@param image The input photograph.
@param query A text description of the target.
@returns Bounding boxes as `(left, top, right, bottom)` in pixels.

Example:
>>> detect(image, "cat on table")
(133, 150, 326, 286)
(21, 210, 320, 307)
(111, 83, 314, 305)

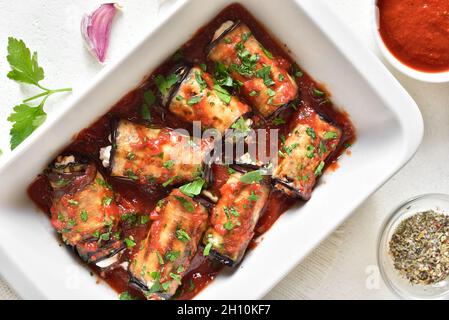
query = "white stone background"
(0, 0, 448, 300)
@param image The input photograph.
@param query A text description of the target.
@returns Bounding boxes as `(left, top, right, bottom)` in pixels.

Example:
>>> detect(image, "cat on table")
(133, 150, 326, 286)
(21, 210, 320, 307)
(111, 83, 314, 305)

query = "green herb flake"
(166, 250, 180, 262)
(272, 117, 285, 126)
(306, 127, 316, 139)
(187, 95, 202, 106)
(170, 273, 182, 285)
(314, 161, 325, 176)
(240, 170, 263, 184)
(174, 196, 195, 213)
(119, 291, 135, 300)
(163, 160, 174, 170)
(213, 84, 232, 104)
(155, 73, 179, 96)
(124, 237, 136, 249)
(248, 191, 259, 202)
(176, 229, 191, 242)
(179, 178, 205, 197)
(323, 131, 339, 140)
(80, 210, 88, 222)
(260, 45, 274, 59)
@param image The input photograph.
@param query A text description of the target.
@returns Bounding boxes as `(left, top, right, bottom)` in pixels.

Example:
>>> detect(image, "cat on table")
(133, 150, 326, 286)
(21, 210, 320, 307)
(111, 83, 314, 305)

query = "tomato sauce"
(378, 0, 449, 73)
(27, 3, 355, 300)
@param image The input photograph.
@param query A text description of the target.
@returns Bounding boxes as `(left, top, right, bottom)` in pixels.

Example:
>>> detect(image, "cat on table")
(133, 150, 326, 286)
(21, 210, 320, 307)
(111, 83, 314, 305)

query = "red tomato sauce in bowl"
(378, 0, 449, 73)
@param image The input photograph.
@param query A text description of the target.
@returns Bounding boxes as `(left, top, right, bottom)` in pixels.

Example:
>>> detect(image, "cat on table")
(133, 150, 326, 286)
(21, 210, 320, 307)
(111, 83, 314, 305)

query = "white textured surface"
(0, 0, 447, 300)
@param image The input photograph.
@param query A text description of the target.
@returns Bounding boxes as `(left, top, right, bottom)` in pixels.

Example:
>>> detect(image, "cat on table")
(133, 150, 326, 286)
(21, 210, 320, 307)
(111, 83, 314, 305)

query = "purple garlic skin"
(81, 3, 120, 63)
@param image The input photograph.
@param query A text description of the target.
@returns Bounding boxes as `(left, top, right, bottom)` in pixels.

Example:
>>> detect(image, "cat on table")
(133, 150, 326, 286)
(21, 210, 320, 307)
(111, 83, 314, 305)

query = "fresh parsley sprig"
(6, 37, 72, 149)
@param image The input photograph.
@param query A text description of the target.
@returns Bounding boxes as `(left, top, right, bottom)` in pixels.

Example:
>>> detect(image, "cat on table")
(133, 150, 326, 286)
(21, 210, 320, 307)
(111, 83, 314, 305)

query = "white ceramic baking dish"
(0, 0, 423, 299)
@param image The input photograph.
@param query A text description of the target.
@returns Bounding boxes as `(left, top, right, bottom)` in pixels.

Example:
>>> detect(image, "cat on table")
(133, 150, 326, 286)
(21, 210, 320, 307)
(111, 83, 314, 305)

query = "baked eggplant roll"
(203, 171, 270, 267)
(208, 21, 298, 118)
(166, 65, 251, 134)
(47, 155, 123, 263)
(272, 106, 342, 200)
(107, 120, 214, 187)
(129, 189, 208, 299)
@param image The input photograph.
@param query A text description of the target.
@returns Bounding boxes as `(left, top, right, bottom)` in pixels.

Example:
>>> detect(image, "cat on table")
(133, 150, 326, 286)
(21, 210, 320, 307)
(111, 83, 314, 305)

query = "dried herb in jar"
(389, 210, 449, 285)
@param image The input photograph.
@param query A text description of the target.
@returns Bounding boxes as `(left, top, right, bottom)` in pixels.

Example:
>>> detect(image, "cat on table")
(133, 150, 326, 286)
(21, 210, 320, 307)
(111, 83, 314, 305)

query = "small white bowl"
(371, 0, 449, 83)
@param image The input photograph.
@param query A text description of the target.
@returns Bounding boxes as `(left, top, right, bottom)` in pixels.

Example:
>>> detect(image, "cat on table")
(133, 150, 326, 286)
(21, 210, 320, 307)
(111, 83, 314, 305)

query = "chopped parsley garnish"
(170, 273, 182, 285)
(124, 237, 136, 248)
(80, 210, 88, 222)
(249, 191, 259, 202)
(314, 161, 325, 176)
(119, 291, 135, 300)
(203, 237, 213, 257)
(199, 63, 207, 72)
(319, 140, 328, 155)
(224, 206, 240, 218)
(291, 63, 304, 78)
(143, 90, 156, 106)
(174, 196, 195, 213)
(155, 73, 179, 96)
(267, 88, 276, 97)
(272, 117, 285, 126)
(223, 220, 234, 231)
(195, 71, 207, 91)
(162, 177, 175, 187)
(231, 117, 251, 135)
(176, 229, 191, 242)
(213, 84, 232, 104)
(306, 145, 315, 158)
(140, 215, 150, 225)
(323, 131, 338, 139)
(187, 95, 202, 106)
(284, 143, 299, 156)
(56, 178, 69, 186)
(68, 199, 79, 206)
(179, 178, 205, 197)
(306, 127, 316, 139)
(96, 178, 112, 189)
(214, 62, 235, 88)
(166, 250, 180, 262)
(240, 170, 263, 184)
(102, 196, 113, 206)
(249, 90, 259, 97)
(256, 65, 275, 86)
(156, 251, 165, 265)
(260, 45, 274, 59)
(279, 74, 285, 81)
(312, 88, 325, 98)
(127, 152, 136, 160)
(163, 160, 174, 170)
(141, 104, 151, 121)
(227, 166, 237, 174)
(125, 169, 139, 181)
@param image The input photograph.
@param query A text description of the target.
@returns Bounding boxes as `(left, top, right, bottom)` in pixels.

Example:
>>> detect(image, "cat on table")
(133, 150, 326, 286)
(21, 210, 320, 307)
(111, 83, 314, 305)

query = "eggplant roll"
(109, 120, 214, 187)
(129, 189, 208, 299)
(167, 65, 251, 134)
(47, 155, 123, 263)
(272, 106, 342, 200)
(203, 172, 269, 266)
(208, 21, 298, 118)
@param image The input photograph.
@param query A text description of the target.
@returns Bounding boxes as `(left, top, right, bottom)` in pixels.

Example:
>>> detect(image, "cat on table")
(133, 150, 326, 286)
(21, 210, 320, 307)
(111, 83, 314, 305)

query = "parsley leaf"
(174, 196, 195, 213)
(176, 229, 191, 242)
(179, 178, 205, 197)
(7, 37, 44, 86)
(155, 73, 179, 96)
(6, 38, 72, 149)
(213, 84, 232, 104)
(240, 170, 264, 184)
(8, 103, 46, 150)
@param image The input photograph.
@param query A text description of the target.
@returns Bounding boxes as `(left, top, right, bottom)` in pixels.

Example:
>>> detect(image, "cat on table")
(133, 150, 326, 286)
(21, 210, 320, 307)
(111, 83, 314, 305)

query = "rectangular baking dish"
(0, 0, 423, 299)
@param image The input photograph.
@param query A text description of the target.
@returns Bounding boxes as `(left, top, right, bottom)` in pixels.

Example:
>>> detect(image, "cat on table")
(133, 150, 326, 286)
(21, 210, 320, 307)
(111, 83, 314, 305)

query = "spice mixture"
(389, 210, 449, 285)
